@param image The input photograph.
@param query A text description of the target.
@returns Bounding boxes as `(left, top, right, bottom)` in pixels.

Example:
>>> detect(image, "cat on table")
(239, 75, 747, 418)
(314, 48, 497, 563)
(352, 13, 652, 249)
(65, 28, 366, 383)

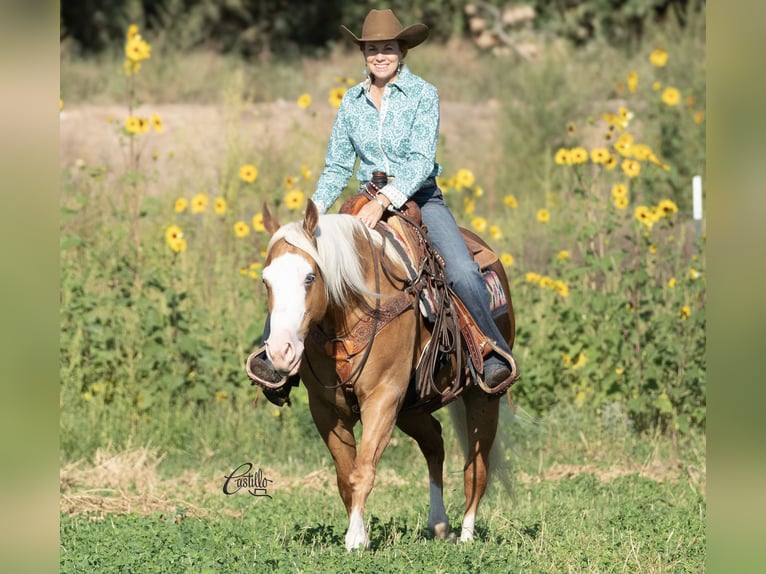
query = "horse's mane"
(266, 214, 405, 307)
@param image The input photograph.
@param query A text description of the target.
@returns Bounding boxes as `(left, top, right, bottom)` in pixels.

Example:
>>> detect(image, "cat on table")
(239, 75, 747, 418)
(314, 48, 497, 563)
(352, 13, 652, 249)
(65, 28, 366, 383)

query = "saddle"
(338, 190, 516, 413)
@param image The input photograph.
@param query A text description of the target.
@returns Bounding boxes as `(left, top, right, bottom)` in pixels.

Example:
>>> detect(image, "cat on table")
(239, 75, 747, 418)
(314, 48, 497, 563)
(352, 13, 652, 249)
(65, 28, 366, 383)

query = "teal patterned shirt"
(311, 65, 442, 213)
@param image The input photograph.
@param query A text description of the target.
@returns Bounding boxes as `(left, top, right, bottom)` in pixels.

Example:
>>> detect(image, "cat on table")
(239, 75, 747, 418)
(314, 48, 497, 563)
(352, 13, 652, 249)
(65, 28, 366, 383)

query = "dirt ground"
(59, 100, 503, 193)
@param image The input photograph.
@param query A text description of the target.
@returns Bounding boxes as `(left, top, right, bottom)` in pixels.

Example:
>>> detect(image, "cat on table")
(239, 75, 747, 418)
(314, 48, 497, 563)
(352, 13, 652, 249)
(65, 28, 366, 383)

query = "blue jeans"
(411, 184, 513, 358)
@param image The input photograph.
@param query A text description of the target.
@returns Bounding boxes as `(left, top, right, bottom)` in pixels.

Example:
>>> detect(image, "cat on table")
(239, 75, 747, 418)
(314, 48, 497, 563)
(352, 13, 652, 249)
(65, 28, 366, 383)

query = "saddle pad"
(483, 268, 509, 317)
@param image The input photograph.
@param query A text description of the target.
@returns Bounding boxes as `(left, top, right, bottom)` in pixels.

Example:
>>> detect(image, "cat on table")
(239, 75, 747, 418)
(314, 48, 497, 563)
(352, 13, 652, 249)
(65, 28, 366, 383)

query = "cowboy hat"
(340, 9, 429, 49)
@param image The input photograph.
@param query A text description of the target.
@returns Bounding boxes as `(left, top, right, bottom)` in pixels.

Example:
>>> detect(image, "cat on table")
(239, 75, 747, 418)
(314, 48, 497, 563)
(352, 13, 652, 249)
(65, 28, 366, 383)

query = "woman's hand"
(356, 194, 389, 228)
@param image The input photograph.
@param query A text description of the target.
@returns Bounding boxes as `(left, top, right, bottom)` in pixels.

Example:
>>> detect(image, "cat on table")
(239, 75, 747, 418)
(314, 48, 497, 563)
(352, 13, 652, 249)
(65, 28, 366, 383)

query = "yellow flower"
(615, 367, 625, 375)
(540, 276, 554, 289)
(647, 152, 671, 171)
(570, 147, 588, 164)
(668, 277, 677, 288)
(464, 198, 476, 215)
(525, 272, 541, 284)
(634, 205, 655, 229)
(191, 193, 209, 214)
(239, 267, 248, 276)
(489, 225, 503, 240)
(138, 117, 150, 133)
(536, 208, 550, 223)
(652, 81, 662, 91)
(554, 280, 569, 298)
(239, 164, 258, 183)
(470, 216, 488, 233)
(500, 253, 514, 266)
(127, 24, 139, 40)
(627, 71, 638, 93)
(329, 87, 346, 108)
(252, 213, 266, 233)
(611, 183, 628, 201)
(556, 250, 570, 261)
(649, 244, 657, 254)
(613, 196, 629, 210)
(679, 305, 691, 320)
(614, 133, 633, 157)
(688, 268, 700, 280)
(125, 116, 142, 134)
(301, 164, 312, 180)
(284, 189, 305, 210)
(662, 87, 681, 106)
(693, 111, 705, 124)
(125, 36, 151, 62)
(249, 262, 264, 279)
(604, 155, 618, 170)
(297, 93, 312, 109)
(174, 198, 188, 213)
(165, 225, 183, 244)
(214, 197, 227, 215)
(650, 49, 668, 67)
(455, 168, 476, 189)
(436, 176, 449, 190)
(621, 159, 641, 178)
(473, 185, 485, 198)
(632, 144, 653, 161)
(562, 354, 571, 366)
(554, 148, 571, 165)
(503, 194, 518, 208)
(284, 175, 299, 189)
(234, 221, 250, 238)
(151, 114, 163, 133)
(566, 122, 576, 136)
(658, 199, 678, 216)
(572, 353, 587, 369)
(590, 148, 610, 164)
(214, 390, 228, 402)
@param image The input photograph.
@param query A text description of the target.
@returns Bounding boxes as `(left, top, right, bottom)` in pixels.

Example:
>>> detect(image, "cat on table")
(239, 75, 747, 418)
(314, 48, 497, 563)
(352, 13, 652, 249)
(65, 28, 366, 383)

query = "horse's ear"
(303, 199, 319, 236)
(262, 202, 281, 236)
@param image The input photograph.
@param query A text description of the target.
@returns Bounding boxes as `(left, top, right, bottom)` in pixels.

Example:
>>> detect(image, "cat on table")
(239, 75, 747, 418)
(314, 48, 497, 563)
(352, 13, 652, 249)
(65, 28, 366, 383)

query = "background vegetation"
(60, 3, 706, 569)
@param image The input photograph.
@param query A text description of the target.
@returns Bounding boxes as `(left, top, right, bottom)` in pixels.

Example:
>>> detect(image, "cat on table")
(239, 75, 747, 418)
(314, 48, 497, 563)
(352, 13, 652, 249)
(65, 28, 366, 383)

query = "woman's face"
(363, 41, 404, 84)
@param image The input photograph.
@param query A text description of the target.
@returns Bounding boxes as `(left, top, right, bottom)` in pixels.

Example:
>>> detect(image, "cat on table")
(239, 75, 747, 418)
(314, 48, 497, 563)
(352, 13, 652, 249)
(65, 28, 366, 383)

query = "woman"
(251, 9, 516, 405)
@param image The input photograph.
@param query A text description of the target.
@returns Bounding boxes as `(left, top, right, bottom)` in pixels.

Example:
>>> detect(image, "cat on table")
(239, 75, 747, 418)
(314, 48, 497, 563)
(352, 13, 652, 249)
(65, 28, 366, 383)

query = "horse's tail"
(448, 398, 537, 495)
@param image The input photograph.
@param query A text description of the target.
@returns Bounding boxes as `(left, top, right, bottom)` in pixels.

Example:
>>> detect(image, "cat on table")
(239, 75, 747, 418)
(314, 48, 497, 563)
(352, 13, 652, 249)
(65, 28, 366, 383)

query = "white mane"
(266, 214, 405, 307)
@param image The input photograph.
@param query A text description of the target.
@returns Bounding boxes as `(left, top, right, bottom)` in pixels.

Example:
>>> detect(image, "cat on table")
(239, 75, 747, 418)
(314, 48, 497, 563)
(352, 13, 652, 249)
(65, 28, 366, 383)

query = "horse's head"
(261, 200, 328, 376)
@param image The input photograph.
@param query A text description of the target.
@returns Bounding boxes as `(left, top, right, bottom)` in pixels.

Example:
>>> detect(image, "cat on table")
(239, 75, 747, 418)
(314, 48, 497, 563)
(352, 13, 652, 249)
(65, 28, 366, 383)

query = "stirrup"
(475, 346, 520, 395)
(245, 346, 289, 390)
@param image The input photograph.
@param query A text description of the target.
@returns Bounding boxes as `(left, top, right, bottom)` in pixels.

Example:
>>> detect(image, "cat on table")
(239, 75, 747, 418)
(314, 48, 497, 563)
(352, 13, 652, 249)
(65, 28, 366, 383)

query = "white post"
(692, 175, 703, 243)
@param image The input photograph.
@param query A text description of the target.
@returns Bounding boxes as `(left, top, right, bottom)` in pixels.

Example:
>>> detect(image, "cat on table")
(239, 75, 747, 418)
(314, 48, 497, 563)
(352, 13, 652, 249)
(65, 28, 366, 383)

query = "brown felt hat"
(340, 9, 429, 49)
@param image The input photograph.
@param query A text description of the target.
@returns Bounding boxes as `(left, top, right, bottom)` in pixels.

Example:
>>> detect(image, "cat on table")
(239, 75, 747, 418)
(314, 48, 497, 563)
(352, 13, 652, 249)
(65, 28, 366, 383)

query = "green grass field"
(60, 12, 706, 571)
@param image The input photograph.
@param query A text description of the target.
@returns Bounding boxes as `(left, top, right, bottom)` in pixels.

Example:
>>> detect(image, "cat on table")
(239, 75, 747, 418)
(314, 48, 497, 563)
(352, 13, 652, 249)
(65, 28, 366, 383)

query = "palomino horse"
(251, 199, 516, 551)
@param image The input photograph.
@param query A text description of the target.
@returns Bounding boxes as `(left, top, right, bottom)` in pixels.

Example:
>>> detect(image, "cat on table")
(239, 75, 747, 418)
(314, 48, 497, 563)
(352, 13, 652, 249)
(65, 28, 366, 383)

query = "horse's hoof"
(432, 521, 451, 540)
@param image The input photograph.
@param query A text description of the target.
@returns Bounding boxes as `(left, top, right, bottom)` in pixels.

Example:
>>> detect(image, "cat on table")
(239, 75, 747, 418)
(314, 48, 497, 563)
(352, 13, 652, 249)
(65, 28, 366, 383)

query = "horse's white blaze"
(345, 508, 368, 551)
(263, 252, 311, 374)
(460, 512, 476, 542)
(428, 478, 448, 533)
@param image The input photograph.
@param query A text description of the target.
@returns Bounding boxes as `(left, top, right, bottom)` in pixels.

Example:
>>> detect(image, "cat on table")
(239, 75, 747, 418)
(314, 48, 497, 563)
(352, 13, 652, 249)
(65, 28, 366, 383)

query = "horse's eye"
(305, 273, 315, 286)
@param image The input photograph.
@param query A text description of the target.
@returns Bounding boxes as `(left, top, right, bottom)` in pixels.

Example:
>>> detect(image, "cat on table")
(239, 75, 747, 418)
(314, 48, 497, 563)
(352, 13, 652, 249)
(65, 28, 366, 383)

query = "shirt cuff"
(380, 184, 408, 209)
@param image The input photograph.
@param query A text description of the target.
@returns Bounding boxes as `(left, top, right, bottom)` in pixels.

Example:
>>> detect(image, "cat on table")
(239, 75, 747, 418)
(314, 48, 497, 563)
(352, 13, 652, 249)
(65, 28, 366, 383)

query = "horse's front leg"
(345, 385, 402, 551)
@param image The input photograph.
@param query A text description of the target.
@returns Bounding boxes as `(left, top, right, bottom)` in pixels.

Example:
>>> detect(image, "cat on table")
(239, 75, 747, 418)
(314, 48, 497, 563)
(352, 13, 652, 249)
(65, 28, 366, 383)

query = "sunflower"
(650, 49, 668, 67)
(252, 213, 266, 233)
(536, 208, 550, 223)
(489, 225, 503, 240)
(679, 306, 691, 320)
(174, 198, 188, 213)
(165, 225, 183, 244)
(613, 196, 629, 210)
(191, 193, 209, 214)
(556, 250, 570, 261)
(632, 144, 653, 161)
(661, 87, 681, 106)
(239, 164, 258, 183)
(126, 24, 139, 41)
(473, 186, 484, 198)
(284, 189, 306, 210)
(658, 199, 678, 216)
(572, 353, 587, 369)
(604, 154, 618, 170)
(688, 268, 700, 280)
(470, 216, 488, 233)
(328, 87, 347, 108)
(249, 262, 264, 279)
(525, 272, 541, 284)
(627, 71, 638, 93)
(554, 148, 571, 165)
(539, 276, 554, 289)
(634, 205, 655, 229)
(570, 147, 588, 164)
(653, 81, 662, 91)
(151, 114, 163, 133)
(463, 198, 476, 215)
(611, 183, 628, 200)
(590, 148, 610, 164)
(284, 175, 299, 189)
(693, 111, 705, 124)
(137, 117, 150, 133)
(124, 116, 142, 134)
(455, 168, 476, 188)
(553, 280, 569, 298)
(500, 253, 514, 266)
(125, 36, 151, 62)
(214, 197, 227, 215)
(297, 93, 312, 109)
(214, 390, 228, 402)
(300, 164, 312, 180)
(621, 159, 641, 178)
(234, 221, 250, 238)
(168, 237, 187, 253)
(503, 194, 518, 208)
(668, 277, 677, 288)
